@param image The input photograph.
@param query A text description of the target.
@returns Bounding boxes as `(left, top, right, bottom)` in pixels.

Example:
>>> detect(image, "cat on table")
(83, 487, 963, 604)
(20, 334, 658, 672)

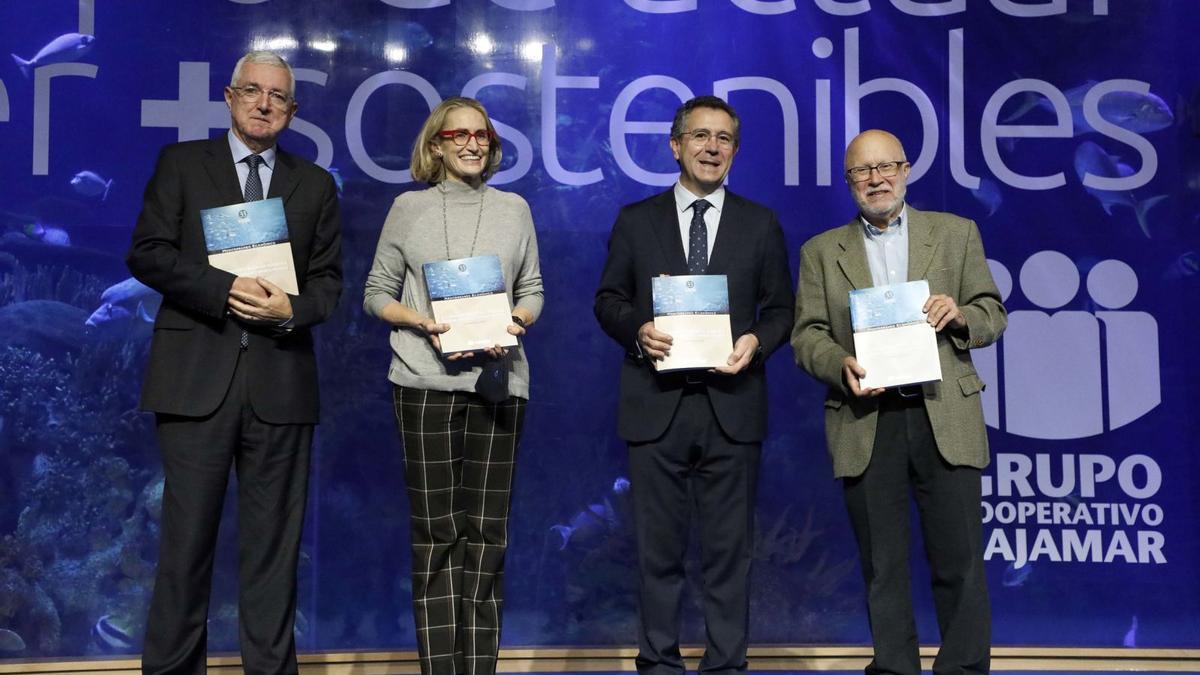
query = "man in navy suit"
(595, 96, 793, 675)
(127, 51, 341, 675)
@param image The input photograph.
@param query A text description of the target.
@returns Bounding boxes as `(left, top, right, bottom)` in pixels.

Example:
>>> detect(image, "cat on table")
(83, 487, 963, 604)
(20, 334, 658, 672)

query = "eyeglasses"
(845, 161, 908, 182)
(679, 128, 736, 149)
(229, 85, 293, 109)
(436, 128, 495, 147)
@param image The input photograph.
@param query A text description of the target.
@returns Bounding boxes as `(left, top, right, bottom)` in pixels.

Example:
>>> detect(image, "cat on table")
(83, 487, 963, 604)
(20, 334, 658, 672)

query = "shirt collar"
(860, 203, 907, 238)
(227, 129, 277, 170)
(674, 181, 725, 214)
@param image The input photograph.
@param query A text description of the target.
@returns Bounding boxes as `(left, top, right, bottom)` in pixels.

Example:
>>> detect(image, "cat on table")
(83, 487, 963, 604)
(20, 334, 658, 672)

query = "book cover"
(423, 255, 517, 354)
(651, 274, 733, 372)
(200, 197, 298, 294)
(849, 279, 942, 389)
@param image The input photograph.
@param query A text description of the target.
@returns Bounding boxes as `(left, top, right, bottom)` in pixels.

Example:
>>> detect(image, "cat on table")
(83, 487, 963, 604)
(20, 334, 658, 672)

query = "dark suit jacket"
(127, 135, 342, 424)
(790, 207, 1006, 478)
(594, 188, 794, 443)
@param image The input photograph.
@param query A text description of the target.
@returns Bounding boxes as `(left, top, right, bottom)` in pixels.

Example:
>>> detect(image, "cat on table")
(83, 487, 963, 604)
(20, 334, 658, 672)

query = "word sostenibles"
(35, 16, 1152, 192)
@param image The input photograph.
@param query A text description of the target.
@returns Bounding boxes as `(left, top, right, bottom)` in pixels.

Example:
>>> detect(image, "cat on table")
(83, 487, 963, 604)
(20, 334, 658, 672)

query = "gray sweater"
(363, 180, 544, 398)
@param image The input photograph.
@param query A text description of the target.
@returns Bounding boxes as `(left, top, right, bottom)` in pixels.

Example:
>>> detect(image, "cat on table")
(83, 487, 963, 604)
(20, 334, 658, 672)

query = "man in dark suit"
(792, 129, 1006, 675)
(594, 96, 793, 675)
(126, 51, 342, 675)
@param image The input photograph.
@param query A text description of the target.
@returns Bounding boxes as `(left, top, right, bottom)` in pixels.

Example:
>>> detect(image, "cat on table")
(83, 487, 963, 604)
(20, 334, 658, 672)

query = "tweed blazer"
(791, 206, 1006, 478)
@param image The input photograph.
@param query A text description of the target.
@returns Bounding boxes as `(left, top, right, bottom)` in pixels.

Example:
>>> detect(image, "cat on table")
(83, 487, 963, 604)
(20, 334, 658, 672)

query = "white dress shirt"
(673, 182, 724, 267)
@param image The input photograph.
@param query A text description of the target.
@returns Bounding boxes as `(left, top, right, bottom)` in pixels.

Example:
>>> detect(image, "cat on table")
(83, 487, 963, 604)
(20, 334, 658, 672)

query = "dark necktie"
(688, 198, 711, 275)
(239, 155, 264, 349)
(243, 154, 264, 201)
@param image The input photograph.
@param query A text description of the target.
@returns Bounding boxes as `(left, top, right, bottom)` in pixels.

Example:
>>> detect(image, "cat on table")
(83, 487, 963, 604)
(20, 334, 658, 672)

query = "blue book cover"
(849, 280, 930, 332)
(200, 197, 289, 254)
(423, 255, 506, 301)
(652, 275, 730, 316)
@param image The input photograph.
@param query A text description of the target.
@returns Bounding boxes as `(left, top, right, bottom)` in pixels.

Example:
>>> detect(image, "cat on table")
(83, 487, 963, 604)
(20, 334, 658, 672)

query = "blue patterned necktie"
(238, 154, 264, 349)
(243, 154, 264, 201)
(688, 198, 711, 275)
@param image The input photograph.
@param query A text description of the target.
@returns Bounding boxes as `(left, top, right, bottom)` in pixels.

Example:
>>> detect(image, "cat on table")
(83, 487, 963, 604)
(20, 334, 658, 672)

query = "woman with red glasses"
(363, 96, 543, 675)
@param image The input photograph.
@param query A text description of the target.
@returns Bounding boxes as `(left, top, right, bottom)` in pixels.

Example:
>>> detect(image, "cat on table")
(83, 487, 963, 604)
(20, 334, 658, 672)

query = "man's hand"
(713, 332, 760, 375)
(637, 321, 672, 361)
(843, 355, 885, 398)
(228, 277, 292, 324)
(923, 293, 966, 332)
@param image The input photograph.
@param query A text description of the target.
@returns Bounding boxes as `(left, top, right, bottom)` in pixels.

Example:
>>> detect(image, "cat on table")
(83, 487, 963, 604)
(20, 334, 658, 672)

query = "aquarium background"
(0, 0, 1197, 660)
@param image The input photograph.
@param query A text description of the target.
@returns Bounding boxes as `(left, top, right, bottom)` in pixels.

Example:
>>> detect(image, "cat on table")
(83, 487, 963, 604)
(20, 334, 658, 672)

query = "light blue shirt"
(226, 130, 292, 327)
(860, 204, 908, 288)
(673, 182, 724, 267)
(227, 129, 277, 199)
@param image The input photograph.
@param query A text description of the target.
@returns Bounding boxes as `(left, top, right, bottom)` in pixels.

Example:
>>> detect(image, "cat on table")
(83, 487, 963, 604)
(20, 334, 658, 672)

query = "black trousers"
(843, 392, 991, 675)
(628, 387, 761, 675)
(393, 386, 526, 675)
(143, 354, 313, 675)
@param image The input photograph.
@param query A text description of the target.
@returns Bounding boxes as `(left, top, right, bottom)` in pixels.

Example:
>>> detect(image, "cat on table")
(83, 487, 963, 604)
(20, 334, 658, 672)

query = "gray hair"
(230, 51, 295, 96)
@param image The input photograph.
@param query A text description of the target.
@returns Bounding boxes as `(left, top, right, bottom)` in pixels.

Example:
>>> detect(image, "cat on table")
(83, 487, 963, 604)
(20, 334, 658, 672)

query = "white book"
(652, 274, 733, 372)
(850, 280, 942, 390)
(201, 198, 299, 294)
(423, 255, 518, 355)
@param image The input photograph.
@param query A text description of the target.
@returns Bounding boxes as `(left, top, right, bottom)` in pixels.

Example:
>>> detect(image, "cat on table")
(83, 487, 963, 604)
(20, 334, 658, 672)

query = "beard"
(855, 185, 905, 223)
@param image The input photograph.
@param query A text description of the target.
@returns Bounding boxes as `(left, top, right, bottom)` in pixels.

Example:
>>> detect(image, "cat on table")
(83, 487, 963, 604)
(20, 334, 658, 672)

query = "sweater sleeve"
(363, 194, 408, 318)
(511, 197, 545, 321)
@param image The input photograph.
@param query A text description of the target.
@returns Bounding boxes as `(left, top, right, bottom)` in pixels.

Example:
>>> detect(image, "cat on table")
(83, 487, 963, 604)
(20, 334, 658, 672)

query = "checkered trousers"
(393, 386, 527, 675)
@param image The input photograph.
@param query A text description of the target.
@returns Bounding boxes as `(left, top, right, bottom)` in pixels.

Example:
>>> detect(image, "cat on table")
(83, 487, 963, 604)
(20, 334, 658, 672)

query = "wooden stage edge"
(3, 646, 1199, 674)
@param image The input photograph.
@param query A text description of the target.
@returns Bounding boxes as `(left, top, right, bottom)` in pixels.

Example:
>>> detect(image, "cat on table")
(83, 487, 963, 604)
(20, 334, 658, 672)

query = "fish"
(85, 302, 136, 327)
(92, 614, 135, 652)
(23, 222, 70, 246)
(327, 166, 344, 197)
(86, 277, 161, 328)
(1122, 615, 1138, 648)
(0, 628, 25, 652)
(1164, 251, 1200, 281)
(1001, 561, 1033, 588)
(11, 33, 95, 78)
(294, 609, 309, 639)
(70, 170, 113, 201)
(1004, 81, 1174, 136)
(31, 453, 52, 478)
(970, 178, 1003, 218)
(1073, 141, 1168, 238)
(550, 476, 631, 550)
(99, 277, 158, 306)
(550, 500, 615, 550)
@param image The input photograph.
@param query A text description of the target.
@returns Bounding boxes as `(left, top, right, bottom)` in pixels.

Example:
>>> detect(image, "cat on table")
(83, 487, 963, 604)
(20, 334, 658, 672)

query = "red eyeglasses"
(435, 128, 495, 147)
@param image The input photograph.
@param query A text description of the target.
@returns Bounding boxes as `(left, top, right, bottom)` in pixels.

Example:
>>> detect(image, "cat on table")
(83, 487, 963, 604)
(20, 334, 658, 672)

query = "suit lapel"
(202, 136, 245, 206)
(906, 207, 937, 280)
(267, 147, 300, 203)
(836, 220, 873, 290)
(705, 191, 735, 274)
(650, 191, 689, 275)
